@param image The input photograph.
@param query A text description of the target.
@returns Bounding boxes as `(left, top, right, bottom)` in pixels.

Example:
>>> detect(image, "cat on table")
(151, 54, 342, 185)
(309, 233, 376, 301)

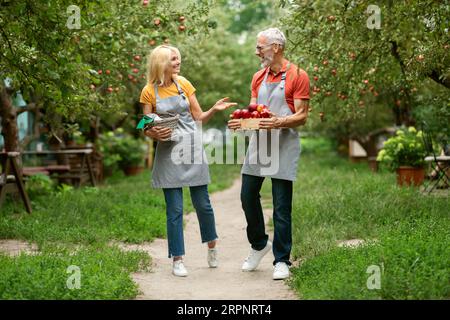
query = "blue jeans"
(240, 174, 293, 266)
(163, 185, 218, 258)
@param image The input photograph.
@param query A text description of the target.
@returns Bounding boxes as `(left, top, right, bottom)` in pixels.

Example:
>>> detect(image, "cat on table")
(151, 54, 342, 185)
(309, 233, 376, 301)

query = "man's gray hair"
(257, 28, 286, 48)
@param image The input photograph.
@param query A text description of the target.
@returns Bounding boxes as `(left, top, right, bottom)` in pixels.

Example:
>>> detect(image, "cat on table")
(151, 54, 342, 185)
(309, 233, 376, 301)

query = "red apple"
(128, 75, 134, 80)
(313, 65, 319, 72)
(129, 63, 135, 68)
(313, 76, 319, 81)
(260, 110, 271, 118)
(134, 55, 141, 61)
(248, 104, 258, 112)
(256, 104, 267, 113)
(105, 69, 111, 75)
(179, 16, 186, 22)
(241, 109, 251, 119)
(331, 69, 337, 76)
(149, 39, 156, 46)
(106, 87, 113, 93)
(327, 15, 336, 22)
(322, 60, 329, 66)
(179, 25, 186, 32)
(143, 0, 148, 6)
(363, 79, 369, 84)
(251, 111, 260, 118)
(97, 69, 103, 75)
(132, 68, 139, 74)
(231, 109, 243, 119)
(154, 18, 161, 26)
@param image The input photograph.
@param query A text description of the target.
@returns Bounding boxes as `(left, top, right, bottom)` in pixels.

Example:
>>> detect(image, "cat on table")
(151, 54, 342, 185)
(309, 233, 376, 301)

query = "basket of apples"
(230, 104, 271, 129)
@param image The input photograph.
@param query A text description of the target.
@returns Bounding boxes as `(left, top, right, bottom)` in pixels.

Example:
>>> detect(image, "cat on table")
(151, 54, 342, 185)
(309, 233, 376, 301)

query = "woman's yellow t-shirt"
(139, 76, 196, 113)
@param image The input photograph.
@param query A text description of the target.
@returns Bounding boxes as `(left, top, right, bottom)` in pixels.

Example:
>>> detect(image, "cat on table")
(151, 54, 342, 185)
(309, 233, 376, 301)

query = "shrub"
(377, 127, 427, 171)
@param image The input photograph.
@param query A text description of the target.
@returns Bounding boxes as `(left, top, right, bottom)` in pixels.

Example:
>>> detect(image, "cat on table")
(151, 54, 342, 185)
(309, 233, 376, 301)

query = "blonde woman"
(139, 45, 236, 277)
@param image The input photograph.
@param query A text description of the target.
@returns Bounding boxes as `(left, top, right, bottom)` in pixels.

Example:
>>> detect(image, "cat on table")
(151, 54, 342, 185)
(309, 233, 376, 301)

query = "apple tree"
(279, 0, 449, 154)
(0, 0, 212, 151)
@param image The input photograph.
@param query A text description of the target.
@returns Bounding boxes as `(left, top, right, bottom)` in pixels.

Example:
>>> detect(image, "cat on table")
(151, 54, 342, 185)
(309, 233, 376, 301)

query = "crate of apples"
(230, 104, 271, 129)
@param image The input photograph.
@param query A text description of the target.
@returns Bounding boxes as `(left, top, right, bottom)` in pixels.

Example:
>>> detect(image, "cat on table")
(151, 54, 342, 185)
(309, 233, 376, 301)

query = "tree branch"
(428, 69, 450, 89)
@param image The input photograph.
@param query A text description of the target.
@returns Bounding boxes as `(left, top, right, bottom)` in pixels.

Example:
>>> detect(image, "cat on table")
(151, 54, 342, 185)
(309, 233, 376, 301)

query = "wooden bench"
(22, 165, 71, 177)
(22, 149, 96, 187)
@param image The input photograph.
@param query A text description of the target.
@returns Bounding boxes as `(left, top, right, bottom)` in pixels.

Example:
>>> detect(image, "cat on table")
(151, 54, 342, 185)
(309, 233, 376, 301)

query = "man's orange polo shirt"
(251, 59, 310, 113)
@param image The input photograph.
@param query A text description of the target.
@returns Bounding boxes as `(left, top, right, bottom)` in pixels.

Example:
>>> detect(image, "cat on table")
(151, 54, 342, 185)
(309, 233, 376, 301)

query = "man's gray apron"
(151, 80, 210, 188)
(241, 65, 301, 181)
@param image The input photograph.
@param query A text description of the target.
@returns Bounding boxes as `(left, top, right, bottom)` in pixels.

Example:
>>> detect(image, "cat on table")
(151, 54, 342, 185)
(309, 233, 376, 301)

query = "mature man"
(228, 28, 310, 280)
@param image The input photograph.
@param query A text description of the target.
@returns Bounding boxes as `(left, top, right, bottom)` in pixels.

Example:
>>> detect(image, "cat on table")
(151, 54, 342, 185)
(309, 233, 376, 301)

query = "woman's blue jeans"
(163, 185, 218, 258)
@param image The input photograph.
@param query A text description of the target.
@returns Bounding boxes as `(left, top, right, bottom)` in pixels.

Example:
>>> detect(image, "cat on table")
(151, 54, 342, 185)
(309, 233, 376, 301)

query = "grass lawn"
(260, 137, 449, 299)
(0, 163, 240, 299)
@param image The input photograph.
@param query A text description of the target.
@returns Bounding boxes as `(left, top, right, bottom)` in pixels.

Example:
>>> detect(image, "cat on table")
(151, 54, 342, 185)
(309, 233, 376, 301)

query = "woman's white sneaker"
(273, 262, 290, 280)
(207, 248, 218, 268)
(172, 260, 188, 277)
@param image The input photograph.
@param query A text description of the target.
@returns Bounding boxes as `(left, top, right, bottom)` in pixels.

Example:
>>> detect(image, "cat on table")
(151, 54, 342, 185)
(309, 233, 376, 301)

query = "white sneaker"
(273, 262, 290, 280)
(172, 260, 188, 277)
(242, 240, 272, 271)
(207, 248, 218, 268)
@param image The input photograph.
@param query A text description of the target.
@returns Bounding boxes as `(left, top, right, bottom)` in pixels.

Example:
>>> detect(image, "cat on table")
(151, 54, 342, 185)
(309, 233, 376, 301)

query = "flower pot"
(123, 166, 144, 176)
(396, 166, 425, 186)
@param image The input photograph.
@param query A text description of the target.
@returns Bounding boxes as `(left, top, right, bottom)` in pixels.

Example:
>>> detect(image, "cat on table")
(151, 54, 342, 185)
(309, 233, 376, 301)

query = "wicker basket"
(144, 114, 180, 141)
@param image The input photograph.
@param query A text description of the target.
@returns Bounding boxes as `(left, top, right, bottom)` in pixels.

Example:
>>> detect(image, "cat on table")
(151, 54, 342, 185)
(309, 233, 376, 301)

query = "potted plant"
(377, 127, 427, 186)
(97, 131, 122, 177)
(115, 134, 147, 176)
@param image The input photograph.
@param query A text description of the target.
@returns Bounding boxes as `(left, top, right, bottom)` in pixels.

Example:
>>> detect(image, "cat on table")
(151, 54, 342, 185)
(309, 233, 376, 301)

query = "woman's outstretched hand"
(213, 97, 237, 112)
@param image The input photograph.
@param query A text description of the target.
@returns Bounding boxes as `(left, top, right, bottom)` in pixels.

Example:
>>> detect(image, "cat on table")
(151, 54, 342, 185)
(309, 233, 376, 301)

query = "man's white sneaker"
(172, 260, 188, 277)
(242, 240, 272, 271)
(273, 262, 290, 280)
(207, 248, 218, 268)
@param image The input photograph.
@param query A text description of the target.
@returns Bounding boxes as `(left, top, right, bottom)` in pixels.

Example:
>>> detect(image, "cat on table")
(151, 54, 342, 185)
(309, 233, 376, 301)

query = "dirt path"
(130, 178, 298, 300)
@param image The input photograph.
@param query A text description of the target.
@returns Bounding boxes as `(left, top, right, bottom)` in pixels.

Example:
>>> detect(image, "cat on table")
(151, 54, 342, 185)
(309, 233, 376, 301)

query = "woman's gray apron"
(241, 65, 301, 181)
(151, 80, 210, 188)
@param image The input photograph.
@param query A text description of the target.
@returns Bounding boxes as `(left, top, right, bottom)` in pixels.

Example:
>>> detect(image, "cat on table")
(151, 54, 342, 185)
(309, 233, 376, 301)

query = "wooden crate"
(240, 118, 262, 130)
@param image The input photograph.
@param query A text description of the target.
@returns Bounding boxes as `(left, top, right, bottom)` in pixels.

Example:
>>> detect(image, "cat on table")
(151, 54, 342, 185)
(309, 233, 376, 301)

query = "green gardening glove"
(136, 115, 155, 130)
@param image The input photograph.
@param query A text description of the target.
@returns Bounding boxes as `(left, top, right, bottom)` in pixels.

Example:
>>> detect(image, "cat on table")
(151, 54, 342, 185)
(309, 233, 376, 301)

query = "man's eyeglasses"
(255, 44, 274, 52)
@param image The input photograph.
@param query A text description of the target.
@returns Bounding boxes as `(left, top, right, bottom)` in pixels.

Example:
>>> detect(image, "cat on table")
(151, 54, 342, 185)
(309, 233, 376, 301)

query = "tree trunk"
(0, 87, 19, 152)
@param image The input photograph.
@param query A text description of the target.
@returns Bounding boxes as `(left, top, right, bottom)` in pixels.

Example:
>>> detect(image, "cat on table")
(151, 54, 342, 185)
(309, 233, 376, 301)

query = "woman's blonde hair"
(146, 45, 181, 86)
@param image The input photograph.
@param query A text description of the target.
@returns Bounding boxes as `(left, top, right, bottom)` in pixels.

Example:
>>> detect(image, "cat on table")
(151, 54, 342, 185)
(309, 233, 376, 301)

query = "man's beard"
(260, 53, 274, 68)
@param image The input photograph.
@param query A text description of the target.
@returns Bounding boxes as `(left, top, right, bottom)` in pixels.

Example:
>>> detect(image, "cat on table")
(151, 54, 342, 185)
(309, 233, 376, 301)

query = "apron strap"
(173, 79, 187, 100)
(279, 63, 290, 90)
